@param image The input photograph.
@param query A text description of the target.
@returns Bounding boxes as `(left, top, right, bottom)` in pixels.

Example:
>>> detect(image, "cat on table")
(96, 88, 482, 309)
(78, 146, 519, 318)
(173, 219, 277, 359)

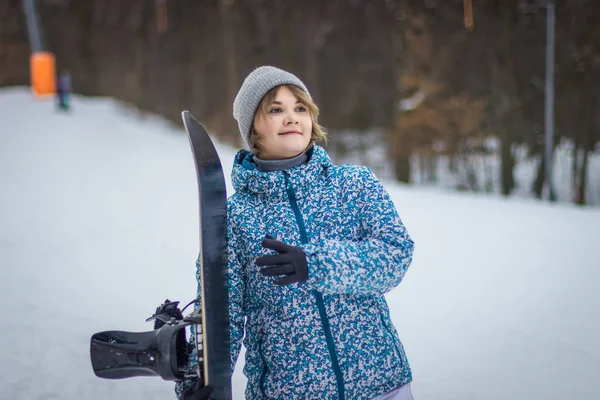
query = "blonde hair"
(249, 85, 327, 157)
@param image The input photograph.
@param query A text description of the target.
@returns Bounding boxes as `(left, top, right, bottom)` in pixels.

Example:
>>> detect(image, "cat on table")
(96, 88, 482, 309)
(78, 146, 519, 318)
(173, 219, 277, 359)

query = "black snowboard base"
(182, 110, 231, 399)
(89, 111, 231, 399)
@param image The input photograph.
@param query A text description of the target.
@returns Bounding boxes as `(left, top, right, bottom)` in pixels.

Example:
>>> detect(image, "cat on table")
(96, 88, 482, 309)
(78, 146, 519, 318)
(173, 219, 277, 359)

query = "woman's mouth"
(279, 131, 301, 135)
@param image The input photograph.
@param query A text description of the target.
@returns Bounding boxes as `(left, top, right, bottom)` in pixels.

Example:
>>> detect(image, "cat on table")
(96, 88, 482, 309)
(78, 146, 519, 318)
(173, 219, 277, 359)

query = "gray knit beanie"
(233, 66, 311, 148)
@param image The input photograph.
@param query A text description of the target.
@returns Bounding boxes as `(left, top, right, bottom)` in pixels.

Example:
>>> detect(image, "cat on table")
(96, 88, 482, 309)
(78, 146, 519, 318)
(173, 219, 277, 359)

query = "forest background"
(2, 0, 599, 205)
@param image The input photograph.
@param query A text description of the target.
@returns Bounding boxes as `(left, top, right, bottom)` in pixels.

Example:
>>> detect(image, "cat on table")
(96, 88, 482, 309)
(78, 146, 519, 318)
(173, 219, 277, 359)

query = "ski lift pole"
(23, 0, 56, 97)
(544, 0, 556, 201)
(23, 0, 43, 52)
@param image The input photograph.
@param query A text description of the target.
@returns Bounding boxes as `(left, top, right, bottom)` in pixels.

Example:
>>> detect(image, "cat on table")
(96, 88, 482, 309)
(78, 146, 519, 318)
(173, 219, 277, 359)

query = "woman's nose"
(284, 114, 298, 125)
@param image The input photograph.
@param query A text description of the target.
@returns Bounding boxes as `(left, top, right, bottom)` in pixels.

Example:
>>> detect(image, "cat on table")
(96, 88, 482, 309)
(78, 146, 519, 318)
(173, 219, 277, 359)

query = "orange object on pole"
(30, 51, 56, 97)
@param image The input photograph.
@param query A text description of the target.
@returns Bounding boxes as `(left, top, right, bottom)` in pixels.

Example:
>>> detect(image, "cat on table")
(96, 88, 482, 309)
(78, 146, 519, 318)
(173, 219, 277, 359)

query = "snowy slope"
(0, 87, 598, 400)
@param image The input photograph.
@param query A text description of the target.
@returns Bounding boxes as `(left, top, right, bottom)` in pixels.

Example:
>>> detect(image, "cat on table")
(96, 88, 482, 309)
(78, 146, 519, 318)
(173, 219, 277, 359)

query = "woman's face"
(252, 86, 312, 160)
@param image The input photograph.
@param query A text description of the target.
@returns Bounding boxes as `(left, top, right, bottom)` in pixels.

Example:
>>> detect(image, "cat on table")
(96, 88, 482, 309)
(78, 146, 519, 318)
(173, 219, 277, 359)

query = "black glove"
(151, 299, 183, 329)
(182, 379, 213, 400)
(256, 235, 308, 285)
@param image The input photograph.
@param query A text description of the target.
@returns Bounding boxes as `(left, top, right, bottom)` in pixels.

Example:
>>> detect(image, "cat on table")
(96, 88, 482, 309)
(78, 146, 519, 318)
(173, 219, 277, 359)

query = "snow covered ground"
(1, 87, 598, 399)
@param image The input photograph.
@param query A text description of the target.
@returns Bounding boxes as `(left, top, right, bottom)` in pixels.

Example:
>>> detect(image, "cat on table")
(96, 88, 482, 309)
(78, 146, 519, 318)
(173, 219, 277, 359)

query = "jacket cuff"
(300, 243, 322, 286)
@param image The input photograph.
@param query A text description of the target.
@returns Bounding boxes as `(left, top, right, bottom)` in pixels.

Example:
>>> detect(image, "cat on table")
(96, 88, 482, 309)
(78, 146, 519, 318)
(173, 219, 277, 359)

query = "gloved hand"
(256, 235, 308, 285)
(151, 299, 183, 329)
(182, 379, 213, 400)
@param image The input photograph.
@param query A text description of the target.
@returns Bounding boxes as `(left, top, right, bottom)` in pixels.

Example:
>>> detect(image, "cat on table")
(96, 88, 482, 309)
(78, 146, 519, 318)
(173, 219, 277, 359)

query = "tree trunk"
(395, 155, 411, 183)
(500, 137, 515, 195)
(572, 145, 581, 203)
(575, 148, 588, 205)
(484, 156, 494, 193)
(418, 153, 426, 183)
(134, 1, 150, 108)
(466, 155, 479, 191)
(533, 153, 546, 199)
(74, 0, 96, 95)
(428, 155, 437, 183)
(449, 154, 458, 173)
(220, 0, 238, 142)
(534, 142, 559, 201)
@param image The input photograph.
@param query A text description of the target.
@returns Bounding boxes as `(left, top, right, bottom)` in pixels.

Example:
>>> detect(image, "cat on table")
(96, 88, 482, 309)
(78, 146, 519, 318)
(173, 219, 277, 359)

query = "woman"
(179, 66, 415, 400)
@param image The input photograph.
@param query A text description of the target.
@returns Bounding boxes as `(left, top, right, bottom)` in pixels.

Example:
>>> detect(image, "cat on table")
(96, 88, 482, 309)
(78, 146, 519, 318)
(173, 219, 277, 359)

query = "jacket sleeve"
(228, 201, 266, 398)
(302, 167, 414, 296)
(228, 216, 246, 374)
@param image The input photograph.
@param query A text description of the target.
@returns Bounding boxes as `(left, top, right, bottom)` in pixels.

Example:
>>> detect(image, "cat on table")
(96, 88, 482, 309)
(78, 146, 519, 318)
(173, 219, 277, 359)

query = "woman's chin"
(275, 142, 309, 156)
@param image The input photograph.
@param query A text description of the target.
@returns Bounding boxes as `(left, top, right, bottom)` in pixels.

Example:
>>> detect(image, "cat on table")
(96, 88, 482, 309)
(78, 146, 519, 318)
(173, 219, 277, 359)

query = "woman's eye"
(296, 106, 307, 112)
(269, 108, 282, 114)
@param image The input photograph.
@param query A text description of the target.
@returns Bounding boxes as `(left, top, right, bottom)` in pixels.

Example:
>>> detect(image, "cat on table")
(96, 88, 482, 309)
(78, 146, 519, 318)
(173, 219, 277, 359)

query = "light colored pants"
(373, 383, 414, 400)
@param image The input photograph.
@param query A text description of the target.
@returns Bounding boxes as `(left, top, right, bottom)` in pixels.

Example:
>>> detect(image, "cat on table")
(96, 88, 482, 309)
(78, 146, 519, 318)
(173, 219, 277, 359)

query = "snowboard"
(89, 111, 231, 399)
(182, 110, 231, 400)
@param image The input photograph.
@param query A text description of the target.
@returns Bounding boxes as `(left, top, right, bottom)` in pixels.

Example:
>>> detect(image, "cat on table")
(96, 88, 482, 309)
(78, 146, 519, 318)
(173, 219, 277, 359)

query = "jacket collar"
(231, 145, 333, 201)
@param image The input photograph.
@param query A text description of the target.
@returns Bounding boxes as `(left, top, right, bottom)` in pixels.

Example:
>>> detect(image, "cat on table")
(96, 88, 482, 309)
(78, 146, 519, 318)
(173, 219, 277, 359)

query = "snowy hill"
(1, 87, 598, 400)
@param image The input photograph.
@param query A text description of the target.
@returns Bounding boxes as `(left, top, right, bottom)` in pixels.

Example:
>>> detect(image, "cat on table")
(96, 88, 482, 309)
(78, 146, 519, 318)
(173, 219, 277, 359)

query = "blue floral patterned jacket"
(177, 145, 414, 399)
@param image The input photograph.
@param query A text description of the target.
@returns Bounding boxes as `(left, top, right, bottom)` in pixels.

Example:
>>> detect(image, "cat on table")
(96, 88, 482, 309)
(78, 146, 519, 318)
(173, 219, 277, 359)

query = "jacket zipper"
(283, 173, 345, 400)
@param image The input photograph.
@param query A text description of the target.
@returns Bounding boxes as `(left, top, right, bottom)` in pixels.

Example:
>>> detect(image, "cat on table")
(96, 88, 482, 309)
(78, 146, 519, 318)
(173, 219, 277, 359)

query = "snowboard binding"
(90, 299, 203, 382)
